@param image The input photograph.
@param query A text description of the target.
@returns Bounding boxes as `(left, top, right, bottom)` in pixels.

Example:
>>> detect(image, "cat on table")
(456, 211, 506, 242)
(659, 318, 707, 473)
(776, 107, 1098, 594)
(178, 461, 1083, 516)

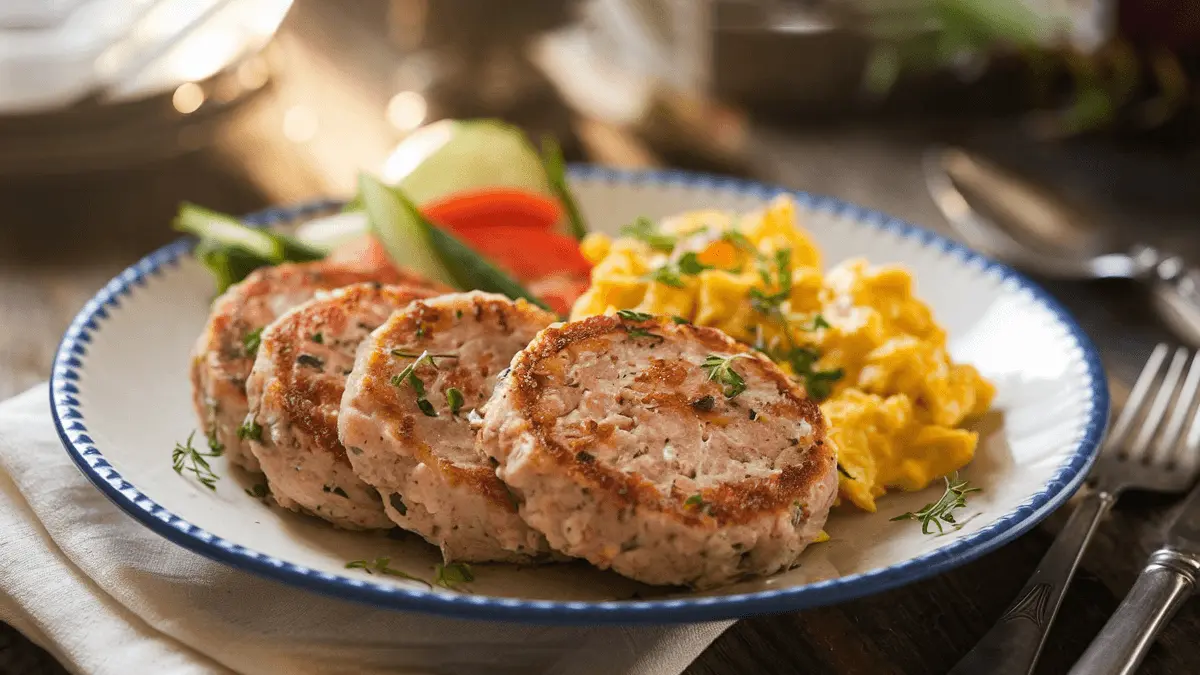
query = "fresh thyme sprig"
(701, 353, 754, 398)
(172, 432, 223, 491)
(243, 327, 263, 357)
(644, 252, 712, 288)
(616, 309, 654, 322)
(621, 216, 676, 252)
(391, 350, 457, 417)
(434, 562, 475, 589)
(890, 474, 981, 535)
(345, 557, 431, 587)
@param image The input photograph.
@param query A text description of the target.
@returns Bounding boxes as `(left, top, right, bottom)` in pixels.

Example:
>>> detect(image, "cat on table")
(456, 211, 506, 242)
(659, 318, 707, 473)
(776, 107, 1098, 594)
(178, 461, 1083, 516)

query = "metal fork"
(949, 343, 1200, 675)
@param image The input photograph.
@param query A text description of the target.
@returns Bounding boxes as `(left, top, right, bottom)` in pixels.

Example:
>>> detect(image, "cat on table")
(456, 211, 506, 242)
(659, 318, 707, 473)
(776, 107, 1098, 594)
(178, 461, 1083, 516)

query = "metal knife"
(1068, 482, 1200, 675)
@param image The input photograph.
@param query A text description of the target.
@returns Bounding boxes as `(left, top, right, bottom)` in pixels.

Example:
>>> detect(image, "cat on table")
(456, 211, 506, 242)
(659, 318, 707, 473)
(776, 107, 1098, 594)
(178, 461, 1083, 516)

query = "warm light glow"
(381, 119, 454, 183)
(172, 82, 205, 114)
(283, 105, 319, 142)
(236, 58, 270, 90)
(386, 91, 427, 131)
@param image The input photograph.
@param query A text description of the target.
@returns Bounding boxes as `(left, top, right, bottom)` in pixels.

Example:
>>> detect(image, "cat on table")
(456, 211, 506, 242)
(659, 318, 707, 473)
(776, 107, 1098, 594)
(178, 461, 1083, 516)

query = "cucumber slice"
(358, 173, 457, 288)
(380, 119, 554, 205)
(385, 180, 553, 312)
(174, 203, 284, 261)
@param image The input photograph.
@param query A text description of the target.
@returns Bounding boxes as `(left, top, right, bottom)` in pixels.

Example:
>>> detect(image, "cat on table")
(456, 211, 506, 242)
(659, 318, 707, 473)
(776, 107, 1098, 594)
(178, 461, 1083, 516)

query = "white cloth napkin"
(0, 384, 731, 675)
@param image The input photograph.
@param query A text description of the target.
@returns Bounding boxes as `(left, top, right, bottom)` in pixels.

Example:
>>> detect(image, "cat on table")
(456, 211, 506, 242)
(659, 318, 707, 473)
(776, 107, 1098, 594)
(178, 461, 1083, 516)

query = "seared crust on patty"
(480, 313, 838, 588)
(245, 282, 438, 529)
(339, 291, 557, 562)
(189, 260, 439, 471)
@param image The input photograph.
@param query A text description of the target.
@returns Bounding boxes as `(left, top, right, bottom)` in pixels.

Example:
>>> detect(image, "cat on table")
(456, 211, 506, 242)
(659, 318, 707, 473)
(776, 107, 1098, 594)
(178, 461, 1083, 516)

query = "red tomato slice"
(444, 224, 591, 282)
(422, 188, 563, 232)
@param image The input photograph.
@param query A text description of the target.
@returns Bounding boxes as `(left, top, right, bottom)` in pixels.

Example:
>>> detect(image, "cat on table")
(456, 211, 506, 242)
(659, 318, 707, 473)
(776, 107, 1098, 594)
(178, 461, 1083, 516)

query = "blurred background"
(1, 1, 1198, 388)
(1, 1, 1198, 672)
(4, 0, 1198, 388)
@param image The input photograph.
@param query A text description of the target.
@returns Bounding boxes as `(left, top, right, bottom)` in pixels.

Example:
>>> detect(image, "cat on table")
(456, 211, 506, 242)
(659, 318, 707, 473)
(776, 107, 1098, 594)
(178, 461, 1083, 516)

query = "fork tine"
(1155, 350, 1200, 464)
(1108, 343, 1170, 450)
(1129, 347, 1189, 459)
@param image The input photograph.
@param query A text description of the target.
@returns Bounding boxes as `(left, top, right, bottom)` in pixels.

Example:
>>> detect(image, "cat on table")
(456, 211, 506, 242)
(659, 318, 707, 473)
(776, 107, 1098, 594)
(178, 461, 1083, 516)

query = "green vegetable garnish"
(345, 557, 430, 586)
(616, 309, 654, 322)
(700, 353, 753, 398)
(172, 432, 223, 491)
(890, 474, 980, 535)
(237, 418, 262, 441)
(540, 135, 588, 240)
(361, 173, 552, 312)
(175, 203, 323, 293)
(644, 252, 712, 288)
(434, 562, 475, 589)
(243, 328, 263, 357)
(621, 217, 676, 252)
(391, 350, 452, 417)
(446, 387, 464, 415)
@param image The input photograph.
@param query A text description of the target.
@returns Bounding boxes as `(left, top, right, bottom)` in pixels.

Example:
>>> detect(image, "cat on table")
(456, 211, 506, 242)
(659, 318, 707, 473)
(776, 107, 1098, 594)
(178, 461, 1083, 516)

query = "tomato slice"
(444, 224, 591, 281)
(422, 188, 563, 232)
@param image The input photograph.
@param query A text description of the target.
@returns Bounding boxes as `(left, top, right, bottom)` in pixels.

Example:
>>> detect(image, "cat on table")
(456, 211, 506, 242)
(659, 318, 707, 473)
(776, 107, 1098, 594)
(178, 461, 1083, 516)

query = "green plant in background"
(848, 0, 1194, 136)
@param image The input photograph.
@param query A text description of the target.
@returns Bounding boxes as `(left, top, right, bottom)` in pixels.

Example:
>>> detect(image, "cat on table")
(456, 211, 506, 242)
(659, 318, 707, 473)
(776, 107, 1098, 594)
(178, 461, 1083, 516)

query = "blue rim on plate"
(50, 167, 1109, 624)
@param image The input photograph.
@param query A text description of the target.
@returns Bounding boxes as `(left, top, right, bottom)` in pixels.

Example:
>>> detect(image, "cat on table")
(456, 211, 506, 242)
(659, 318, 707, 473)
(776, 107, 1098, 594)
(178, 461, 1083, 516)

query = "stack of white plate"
(0, 0, 294, 175)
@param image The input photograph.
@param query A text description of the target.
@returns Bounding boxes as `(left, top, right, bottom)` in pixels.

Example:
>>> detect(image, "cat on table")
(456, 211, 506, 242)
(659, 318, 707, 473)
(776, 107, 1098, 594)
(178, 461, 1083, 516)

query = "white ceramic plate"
(50, 167, 1108, 623)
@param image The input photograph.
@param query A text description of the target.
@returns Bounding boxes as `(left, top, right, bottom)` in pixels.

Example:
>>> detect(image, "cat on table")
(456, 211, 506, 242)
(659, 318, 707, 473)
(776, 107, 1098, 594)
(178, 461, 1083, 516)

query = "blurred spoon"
(925, 145, 1200, 346)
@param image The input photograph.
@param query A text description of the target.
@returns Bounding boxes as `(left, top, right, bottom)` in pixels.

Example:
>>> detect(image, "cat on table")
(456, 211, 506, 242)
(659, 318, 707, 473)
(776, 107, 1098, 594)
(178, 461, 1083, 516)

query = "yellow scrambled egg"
(571, 195, 995, 512)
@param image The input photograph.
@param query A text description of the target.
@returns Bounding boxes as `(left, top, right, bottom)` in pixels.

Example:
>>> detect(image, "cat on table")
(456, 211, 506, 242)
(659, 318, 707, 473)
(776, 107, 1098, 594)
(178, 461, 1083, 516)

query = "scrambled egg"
(571, 196, 995, 512)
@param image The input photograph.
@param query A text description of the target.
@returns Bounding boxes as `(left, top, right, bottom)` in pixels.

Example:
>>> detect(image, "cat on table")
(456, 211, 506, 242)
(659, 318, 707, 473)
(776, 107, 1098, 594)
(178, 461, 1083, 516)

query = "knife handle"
(1068, 549, 1200, 675)
(948, 490, 1114, 675)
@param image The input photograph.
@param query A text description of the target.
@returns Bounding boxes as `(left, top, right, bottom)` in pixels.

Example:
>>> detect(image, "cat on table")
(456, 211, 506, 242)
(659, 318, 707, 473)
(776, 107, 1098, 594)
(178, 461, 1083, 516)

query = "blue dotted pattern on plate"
(49, 167, 1109, 624)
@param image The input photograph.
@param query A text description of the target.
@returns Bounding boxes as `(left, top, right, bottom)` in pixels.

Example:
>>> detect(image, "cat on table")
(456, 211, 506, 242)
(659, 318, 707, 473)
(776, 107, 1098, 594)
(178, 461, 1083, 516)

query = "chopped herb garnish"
(243, 328, 263, 357)
(671, 315, 690, 324)
(296, 354, 324, 370)
(627, 327, 664, 344)
(391, 350, 459, 360)
(721, 230, 758, 253)
(616, 309, 654, 322)
(391, 350, 453, 417)
(890, 474, 980, 535)
(700, 353, 753, 398)
(244, 482, 269, 499)
(455, 309, 464, 319)
(344, 557, 430, 586)
(803, 367, 844, 401)
(621, 216, 676, 252)
(415, 324, 427, 339)
(805, 314, 831, 331)
(684, 494, 705, 509)
(576, 451, 595, 463)
(691, 395, 716, 412)
(837, 464, 854, 480)
(434, 562, 475, 589)
(172, 432, 222, 491)
(237, 418, 262, 441)
(389, 493, 408, 516)
(446, 387, 464, 415)
(206, 429, 224, 454)
(644, 252, 712, 288)
(310, 332, 324, 344)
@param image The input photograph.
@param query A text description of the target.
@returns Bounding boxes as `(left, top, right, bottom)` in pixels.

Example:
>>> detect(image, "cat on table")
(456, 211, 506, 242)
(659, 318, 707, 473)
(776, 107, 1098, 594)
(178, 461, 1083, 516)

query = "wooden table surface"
(5, 6, 1200, 674)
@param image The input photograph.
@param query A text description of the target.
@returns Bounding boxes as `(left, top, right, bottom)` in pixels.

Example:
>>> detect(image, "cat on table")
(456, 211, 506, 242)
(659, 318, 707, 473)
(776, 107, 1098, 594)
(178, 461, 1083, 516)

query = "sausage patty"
(245, 282, 439, 529)
(479, 313, 838, 588)
(339, 292, 557, 561)
(189, 261, 434, 471)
